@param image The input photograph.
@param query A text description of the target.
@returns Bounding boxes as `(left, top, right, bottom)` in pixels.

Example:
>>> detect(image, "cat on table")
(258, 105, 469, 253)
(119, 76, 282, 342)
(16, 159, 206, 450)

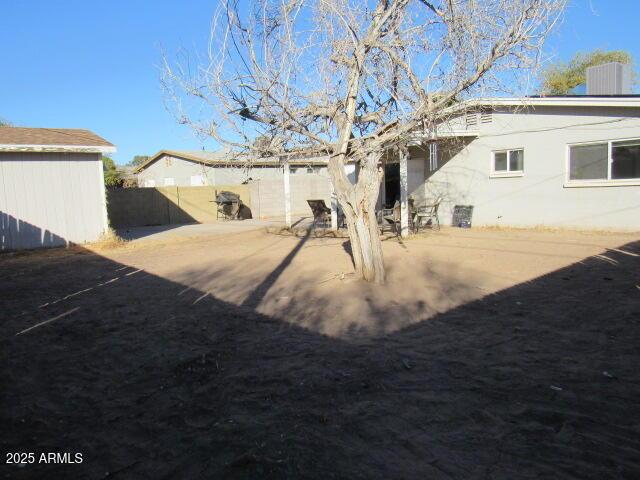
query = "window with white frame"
(190, 174, 206, 186)
(292, 166, 315, 174)
(491, 149, 524, 176)
(163, 177, 175, 186)
(568, 138, 640, 183)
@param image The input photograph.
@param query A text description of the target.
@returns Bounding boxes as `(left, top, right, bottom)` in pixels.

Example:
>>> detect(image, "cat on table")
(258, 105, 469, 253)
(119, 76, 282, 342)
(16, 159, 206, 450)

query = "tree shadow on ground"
(1, 240, 639, 479)
(242, 228, 312, 309)
(174, 231, 492, 337)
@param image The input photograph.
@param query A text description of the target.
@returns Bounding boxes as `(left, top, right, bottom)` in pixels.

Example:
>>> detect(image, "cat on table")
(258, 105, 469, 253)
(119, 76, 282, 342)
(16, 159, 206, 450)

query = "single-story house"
(134, 150, 337, 187)
(389, 95, 640, 232)
(138, 95, 640, 232)
(136, 62, 639, 232)
(0, 127, 115, 250)
(132, 150, 359, 221)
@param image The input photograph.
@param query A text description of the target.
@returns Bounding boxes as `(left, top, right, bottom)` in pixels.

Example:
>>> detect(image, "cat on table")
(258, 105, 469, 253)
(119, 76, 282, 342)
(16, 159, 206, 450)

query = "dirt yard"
(2, 226, 639, 478)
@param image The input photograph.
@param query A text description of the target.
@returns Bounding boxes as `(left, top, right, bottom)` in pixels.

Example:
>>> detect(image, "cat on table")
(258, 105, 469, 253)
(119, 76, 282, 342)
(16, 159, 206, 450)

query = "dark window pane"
(569, 143, 608, 180)
(509, 150, 524, 171)
(494, 152, 507, 171)
(612, 140, 640, 179)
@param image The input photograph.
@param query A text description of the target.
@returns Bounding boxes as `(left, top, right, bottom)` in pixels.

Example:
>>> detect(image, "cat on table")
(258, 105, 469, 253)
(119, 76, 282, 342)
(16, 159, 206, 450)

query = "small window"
(568, 138, 640, 184)
(569, 143, 607, 180)
(292, 167, 314, 174)
(612, 139, 640, 179)
(509, 149, 524, 171)
(190, 175, 206, 186)
(494, 152, 507, 171)
(144, 179, 156, 188)
(165, 157, 172, 167)
(492, 149, 524, 177)
(163, 177, 175, 186)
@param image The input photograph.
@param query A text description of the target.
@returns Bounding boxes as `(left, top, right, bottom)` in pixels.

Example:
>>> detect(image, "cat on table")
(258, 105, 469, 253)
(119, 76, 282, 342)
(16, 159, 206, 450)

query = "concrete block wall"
(107, 185, 251, 228)
(248, 175, 332, 219)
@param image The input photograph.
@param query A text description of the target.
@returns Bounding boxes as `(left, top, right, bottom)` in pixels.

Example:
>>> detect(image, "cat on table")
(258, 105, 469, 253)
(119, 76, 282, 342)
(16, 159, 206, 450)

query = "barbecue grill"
(215, 190, 243, 220)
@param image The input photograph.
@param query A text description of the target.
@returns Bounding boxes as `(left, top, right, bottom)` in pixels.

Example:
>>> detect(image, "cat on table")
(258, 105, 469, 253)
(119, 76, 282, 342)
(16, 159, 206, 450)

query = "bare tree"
(162, 0, 565, 283)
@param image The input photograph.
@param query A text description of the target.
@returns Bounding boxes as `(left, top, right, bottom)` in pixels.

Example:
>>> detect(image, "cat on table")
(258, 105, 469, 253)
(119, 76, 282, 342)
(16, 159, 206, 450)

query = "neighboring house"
(134, 150, 334, 187)
(0, 127, 115, 250)
(392, 95, 640, 231)
(133, 150, 359, 221)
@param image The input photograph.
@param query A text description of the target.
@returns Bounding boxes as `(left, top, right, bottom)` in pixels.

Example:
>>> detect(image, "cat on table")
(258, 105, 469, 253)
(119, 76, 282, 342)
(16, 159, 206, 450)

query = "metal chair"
(378, 200, 418, 236)
(414, 197, 442, 232)
(377, 206, 395, 234)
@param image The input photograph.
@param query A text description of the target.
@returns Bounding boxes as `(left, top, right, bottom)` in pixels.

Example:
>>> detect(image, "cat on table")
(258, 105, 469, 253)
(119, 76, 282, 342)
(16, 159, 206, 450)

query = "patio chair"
(307, 199, 331, 228)
(414, 196, 442, 232)
(377, 206, 395, 234)
(378, 200, 416, 236)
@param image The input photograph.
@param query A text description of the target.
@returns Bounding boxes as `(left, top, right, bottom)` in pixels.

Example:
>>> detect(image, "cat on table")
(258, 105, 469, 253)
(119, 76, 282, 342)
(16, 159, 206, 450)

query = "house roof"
(0, 127, 115, 153)
(462, 96, 640, 109)
(134, 149, 330, 173)
(137, 96, 640, 166)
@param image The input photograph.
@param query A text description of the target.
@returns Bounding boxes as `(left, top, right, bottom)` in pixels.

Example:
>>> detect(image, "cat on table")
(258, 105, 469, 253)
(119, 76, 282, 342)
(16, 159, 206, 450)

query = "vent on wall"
(465, 113, 478, 128)
(480, 111, 493, 124)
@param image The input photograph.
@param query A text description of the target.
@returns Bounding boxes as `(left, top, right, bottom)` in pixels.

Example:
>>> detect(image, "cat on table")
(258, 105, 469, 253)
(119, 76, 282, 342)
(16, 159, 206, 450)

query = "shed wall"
(0, 152, 106, 250)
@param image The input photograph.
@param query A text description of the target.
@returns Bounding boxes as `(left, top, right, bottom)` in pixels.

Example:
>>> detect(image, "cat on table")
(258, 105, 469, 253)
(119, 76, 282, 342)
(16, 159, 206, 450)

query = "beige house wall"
(136, 153, 329, 187)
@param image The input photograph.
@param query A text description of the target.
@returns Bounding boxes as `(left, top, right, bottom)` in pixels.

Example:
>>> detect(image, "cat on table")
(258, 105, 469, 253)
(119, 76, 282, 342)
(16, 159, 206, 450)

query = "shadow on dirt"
(1, 239, 639, 479)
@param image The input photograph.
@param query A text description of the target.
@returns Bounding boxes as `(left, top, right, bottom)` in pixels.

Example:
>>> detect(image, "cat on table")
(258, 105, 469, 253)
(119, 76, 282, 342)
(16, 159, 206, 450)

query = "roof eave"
(0, 144, 116, 153)
(134, 149, 334, 173)
(466, 97, 640, 109)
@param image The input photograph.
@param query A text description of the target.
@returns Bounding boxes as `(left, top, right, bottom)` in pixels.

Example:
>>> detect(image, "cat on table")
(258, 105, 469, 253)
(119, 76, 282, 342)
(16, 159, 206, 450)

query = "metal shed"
(0, 127, 115, 250)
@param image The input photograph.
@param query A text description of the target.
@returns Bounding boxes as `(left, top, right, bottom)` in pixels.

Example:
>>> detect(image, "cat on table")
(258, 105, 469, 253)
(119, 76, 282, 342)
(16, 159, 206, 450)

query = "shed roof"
(0, 127, 115, 153)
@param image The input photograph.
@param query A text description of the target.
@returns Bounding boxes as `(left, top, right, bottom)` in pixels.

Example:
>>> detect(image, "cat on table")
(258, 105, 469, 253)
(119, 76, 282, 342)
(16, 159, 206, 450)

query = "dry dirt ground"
(1, 226, 639, 479)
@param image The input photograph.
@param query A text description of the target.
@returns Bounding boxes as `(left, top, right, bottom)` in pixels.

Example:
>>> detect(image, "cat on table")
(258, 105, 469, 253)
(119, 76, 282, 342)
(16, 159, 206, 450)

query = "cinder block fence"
(106, 175, 331, 228)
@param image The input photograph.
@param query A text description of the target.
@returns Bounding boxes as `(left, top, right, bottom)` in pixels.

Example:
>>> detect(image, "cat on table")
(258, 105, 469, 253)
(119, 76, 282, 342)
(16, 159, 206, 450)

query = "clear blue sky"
(1, 0, 639, 165)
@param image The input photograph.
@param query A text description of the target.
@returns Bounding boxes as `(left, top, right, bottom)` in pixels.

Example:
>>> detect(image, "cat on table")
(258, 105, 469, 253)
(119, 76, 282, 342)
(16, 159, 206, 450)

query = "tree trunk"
(342, 199, 385, 284)
(328, 152, 385, 284)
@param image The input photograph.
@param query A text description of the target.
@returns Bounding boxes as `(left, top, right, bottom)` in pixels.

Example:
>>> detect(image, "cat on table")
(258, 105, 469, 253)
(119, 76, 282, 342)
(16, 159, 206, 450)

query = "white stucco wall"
(420, 106, 640, 230)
